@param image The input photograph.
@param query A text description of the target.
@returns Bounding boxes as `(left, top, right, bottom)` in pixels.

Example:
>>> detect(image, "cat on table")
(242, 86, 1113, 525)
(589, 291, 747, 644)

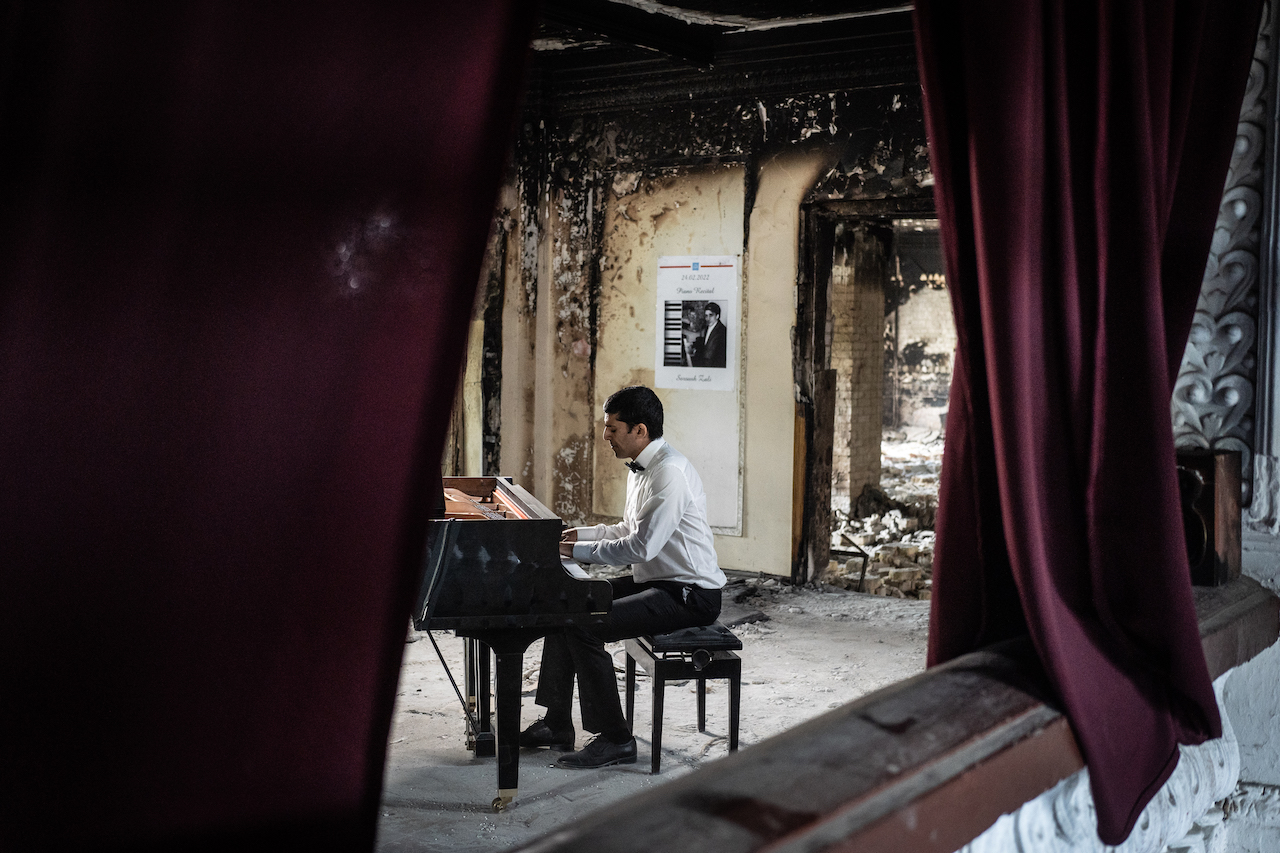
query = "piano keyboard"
(663, 301, 686, 367)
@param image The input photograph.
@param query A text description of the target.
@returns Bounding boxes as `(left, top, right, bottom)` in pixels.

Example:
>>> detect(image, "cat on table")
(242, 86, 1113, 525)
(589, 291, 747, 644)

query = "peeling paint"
(612, 172, 641, 197)
(552, 434, 593, 520)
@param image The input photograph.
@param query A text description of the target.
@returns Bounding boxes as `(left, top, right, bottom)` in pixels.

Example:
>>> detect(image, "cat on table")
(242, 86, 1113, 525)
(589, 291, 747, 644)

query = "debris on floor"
(828, 428, 943, 600)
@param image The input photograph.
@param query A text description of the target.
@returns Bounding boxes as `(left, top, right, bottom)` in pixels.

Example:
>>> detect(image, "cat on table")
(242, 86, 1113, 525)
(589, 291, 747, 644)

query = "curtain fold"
(914, 0, 1263, 843)
(0, 4, 534, 850)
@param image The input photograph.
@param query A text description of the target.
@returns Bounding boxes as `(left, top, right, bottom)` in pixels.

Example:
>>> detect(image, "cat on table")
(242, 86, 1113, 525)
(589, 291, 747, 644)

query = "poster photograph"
(654, 255, 739, 391)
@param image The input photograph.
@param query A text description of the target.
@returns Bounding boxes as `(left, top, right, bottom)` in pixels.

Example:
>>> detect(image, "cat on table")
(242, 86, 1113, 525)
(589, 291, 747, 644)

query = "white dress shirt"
(570, 438, 725, 589)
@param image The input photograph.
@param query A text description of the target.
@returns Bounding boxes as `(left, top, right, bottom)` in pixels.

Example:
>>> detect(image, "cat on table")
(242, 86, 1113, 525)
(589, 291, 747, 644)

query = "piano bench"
(623, 622, 743, 774)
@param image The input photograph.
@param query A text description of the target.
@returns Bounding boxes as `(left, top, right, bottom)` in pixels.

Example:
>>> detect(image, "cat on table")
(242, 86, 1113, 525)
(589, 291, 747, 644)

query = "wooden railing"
(511, 576, 1279, 853)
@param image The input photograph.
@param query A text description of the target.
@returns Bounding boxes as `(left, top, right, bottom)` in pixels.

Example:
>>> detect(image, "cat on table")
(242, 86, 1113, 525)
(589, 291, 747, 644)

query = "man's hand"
(558, 528, 578, 560)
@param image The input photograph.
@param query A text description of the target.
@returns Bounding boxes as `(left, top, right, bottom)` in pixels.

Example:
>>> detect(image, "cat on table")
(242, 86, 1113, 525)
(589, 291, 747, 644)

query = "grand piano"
(413, 476, 612, 810)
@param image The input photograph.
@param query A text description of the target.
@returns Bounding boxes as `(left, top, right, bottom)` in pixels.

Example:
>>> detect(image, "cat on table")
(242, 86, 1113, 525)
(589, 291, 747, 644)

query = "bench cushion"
(646, 622, 743, 653)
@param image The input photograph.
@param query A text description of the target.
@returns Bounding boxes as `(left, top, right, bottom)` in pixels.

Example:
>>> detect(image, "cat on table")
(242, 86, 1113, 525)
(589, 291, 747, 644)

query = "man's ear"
(633, 422, 649, 440)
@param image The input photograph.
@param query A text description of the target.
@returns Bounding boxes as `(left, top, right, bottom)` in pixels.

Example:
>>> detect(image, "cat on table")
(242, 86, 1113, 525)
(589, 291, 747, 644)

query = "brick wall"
(831, 224, 887, 512)
(829, 222, 951, 514)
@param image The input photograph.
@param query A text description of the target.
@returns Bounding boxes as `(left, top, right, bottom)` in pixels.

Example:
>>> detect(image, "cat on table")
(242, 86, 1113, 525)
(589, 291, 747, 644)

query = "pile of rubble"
(826, 534, 935, 599)
(826, 428, 943, 600)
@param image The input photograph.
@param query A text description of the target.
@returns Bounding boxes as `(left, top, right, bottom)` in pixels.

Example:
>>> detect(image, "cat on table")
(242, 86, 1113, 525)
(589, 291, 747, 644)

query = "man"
(519, 385, 726, 768)
(691, 301, 727, 368)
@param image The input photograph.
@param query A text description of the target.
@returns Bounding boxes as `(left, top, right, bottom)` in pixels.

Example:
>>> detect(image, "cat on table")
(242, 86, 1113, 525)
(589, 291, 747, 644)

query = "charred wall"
(491, 15, 932, 546)
(883, 222, 952, 432)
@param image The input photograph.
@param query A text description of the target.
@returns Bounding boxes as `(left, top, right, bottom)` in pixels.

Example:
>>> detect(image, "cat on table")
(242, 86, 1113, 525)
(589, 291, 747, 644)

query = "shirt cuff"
(571, 541, 595, 562)
(572, 525, 600, 542)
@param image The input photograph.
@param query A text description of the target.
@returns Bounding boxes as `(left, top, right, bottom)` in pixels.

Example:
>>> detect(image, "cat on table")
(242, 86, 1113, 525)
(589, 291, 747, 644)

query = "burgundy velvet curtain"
(915, 0, 1262, 843)
(0, 4, 534, 850)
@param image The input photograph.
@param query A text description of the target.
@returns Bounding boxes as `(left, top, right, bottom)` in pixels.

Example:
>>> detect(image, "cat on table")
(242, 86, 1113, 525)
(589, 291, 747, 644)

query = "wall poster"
(654, 255, 739, 392)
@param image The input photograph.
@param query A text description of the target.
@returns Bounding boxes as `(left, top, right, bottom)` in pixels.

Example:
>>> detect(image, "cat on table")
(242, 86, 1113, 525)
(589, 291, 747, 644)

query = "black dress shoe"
(555, 735, 637, 769)
(519, 718, 575, 750)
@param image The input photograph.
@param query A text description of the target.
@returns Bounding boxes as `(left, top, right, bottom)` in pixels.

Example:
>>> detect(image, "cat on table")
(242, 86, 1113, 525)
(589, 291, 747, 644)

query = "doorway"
(793, 206, 951, 584)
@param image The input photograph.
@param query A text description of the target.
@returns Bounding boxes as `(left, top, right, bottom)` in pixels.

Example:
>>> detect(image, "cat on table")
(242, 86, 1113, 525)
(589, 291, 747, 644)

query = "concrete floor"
(375, 704, 707, 853)
(374, 582, 930, 853)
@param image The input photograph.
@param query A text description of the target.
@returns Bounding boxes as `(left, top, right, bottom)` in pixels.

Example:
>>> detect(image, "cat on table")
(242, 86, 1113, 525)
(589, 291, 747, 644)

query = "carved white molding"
(956, 676, 1239, 853)
(1164, 806, 1228, 853)
(1224, 781, 1280, 824)
(1160, 782, 1280, 853)
(1173, 4, 1272, 506)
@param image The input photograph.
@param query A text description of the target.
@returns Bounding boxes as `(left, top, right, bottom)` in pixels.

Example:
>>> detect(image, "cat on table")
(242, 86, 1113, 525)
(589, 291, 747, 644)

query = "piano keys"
(414, 476, 612, 810)
(663, 301, 688, 367)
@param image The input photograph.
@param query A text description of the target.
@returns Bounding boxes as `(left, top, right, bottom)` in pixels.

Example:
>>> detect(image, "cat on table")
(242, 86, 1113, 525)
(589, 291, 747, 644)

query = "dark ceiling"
(536, 0, 914, 67)
(655, 0, 909, 18)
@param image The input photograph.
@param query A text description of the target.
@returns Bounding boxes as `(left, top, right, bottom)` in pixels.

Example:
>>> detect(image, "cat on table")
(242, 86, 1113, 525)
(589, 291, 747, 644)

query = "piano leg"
(492, 650, 524, 810)
(458, 627, 547, 811)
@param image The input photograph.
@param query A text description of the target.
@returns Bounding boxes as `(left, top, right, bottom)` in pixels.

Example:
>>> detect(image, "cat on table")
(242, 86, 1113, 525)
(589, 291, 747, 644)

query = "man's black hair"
(604, 385, 664, 439)
(704, 301, 721, 317)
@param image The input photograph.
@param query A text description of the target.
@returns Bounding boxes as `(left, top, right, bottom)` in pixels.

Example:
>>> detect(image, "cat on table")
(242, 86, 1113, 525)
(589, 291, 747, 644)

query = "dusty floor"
(376, 581, 930, 852)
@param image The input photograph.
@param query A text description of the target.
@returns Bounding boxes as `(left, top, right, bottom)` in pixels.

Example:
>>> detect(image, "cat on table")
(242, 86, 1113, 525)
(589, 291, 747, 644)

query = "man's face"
(603, 412, 646, 459)
(704, 309, 716, 327)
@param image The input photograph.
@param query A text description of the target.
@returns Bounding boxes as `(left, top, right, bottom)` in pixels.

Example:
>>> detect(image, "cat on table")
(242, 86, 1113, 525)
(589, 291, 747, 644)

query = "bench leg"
(696, 678, 706, 732)
(651, 675, 664, 775)
(728, 666, 740, 753)
(625, 653, 636, 728)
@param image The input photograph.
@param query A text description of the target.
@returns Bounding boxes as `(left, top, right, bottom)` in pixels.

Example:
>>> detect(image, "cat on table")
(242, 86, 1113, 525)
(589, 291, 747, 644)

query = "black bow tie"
(626, 461, 645, 473)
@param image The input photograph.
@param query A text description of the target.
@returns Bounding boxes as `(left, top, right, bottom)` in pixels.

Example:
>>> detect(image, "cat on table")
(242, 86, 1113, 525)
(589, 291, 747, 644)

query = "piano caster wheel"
(493, 790, 516, 811)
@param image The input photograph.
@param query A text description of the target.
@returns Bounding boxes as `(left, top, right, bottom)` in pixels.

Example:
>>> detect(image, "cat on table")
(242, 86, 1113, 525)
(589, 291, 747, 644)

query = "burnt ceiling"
(617, 1, 912, 22)
(530, 0, 919, 114)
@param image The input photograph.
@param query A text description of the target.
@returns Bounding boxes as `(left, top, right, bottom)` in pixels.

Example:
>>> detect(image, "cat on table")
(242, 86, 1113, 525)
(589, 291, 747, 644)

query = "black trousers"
(534, 575, 721, 740)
